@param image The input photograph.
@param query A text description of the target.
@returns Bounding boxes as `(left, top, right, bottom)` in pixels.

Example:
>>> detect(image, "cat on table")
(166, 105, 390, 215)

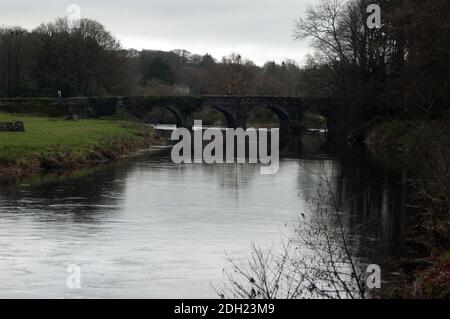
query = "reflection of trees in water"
(295, 158, 338, 201)
(280, 133, 329, 157)
(294, 145, 411, 263)
(220, 147, 411, 299)
(219, 171, 372, 299)
(190, 162, 262, 192)
(0, 161, 132, 223)
(331, 147, 410, 259)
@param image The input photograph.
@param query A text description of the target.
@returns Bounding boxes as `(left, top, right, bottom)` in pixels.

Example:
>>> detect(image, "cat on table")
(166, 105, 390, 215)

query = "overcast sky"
(0, 0, 317, 65)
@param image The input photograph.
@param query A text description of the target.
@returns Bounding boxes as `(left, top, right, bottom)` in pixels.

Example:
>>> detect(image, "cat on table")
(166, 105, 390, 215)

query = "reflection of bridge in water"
(0, 95, 338, 139)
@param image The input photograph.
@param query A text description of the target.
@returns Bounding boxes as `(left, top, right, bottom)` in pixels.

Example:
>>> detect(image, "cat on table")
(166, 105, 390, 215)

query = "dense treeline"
(0, 19, 131, 97)
(0, 18, 304, 99)
(0, 0, 448, 130)
(294, 0, 450, 131)
(294, 0, 449, 299)
(128, 50, 304, 96)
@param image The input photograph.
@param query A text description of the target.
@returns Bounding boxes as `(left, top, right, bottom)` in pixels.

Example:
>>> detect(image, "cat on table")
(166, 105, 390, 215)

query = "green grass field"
(0, 113, 143, 160)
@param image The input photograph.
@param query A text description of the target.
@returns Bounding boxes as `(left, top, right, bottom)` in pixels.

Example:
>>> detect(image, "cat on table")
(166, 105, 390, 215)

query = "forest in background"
(292, 0, 449, 298)
(0, 0, 448, 132)
(0, 0, 449, 298)
(0, 18, 305, 99)
(1, 0, 448, 126)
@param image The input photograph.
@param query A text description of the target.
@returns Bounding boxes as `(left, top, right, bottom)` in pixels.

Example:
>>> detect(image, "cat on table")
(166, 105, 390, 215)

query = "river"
(0, 133, 411, 298)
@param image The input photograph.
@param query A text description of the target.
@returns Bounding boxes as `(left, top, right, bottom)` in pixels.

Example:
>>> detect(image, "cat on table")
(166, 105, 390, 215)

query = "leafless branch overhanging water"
(217, 161, 371, 299)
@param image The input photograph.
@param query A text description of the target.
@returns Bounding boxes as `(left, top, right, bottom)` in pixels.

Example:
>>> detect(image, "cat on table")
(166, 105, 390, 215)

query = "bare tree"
(211, 53, 256, 96)
(294, 0, 350, 68)
(217, 164, 369, 299)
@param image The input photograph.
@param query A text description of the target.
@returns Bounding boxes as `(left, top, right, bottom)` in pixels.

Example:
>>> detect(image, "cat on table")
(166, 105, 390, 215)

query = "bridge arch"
(165, 105, 185, 127)
(247, 106, 291, 129)
(143, 105, 185, 127)
(267, 106, 291, 128)
(210, 105, 236, 128)
(193, 104, 237, 128)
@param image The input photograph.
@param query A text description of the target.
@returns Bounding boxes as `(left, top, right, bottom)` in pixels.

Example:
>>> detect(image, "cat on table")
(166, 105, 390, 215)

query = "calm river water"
(0, 134, 411, 298)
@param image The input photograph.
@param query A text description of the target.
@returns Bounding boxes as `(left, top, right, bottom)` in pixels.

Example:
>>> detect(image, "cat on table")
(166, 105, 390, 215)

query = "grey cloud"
(0, 0, 315, 65)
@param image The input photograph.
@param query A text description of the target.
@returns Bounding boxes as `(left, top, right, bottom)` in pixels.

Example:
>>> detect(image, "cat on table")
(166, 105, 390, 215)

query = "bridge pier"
(234, 114, 248, 130)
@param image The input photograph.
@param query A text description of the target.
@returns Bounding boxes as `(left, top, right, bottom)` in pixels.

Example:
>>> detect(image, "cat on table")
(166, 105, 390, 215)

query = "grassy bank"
(0, 113, 163, 182)
(366, 119, 450, 298)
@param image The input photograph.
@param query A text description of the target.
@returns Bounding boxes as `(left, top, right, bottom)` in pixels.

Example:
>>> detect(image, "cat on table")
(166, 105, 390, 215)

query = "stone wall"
(0, 121, 25, 132)
(0, 97, 119, 118)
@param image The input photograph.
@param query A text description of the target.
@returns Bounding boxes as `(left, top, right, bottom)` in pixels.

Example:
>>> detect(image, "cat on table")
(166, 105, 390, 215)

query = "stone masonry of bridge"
(0, 96, 336, 137)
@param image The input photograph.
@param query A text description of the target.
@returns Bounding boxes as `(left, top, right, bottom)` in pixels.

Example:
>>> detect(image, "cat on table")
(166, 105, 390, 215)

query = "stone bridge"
(0, 96, 337, 137)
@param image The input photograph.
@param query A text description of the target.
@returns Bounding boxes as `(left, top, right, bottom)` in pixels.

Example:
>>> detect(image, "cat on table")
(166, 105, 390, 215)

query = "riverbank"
(0, 113, 165, 183)
(366, 119, 450, 298)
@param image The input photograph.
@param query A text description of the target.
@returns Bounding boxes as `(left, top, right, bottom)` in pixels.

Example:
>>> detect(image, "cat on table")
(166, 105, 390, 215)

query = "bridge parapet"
(0, 96, 336, 135)
(0, 97, 119, 118)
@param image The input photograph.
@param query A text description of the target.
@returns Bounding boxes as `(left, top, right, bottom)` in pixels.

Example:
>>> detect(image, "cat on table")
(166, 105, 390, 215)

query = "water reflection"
(0, 161, 130, 222)
(332, 146, 411, 259)
(0, 135, 411, 298)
